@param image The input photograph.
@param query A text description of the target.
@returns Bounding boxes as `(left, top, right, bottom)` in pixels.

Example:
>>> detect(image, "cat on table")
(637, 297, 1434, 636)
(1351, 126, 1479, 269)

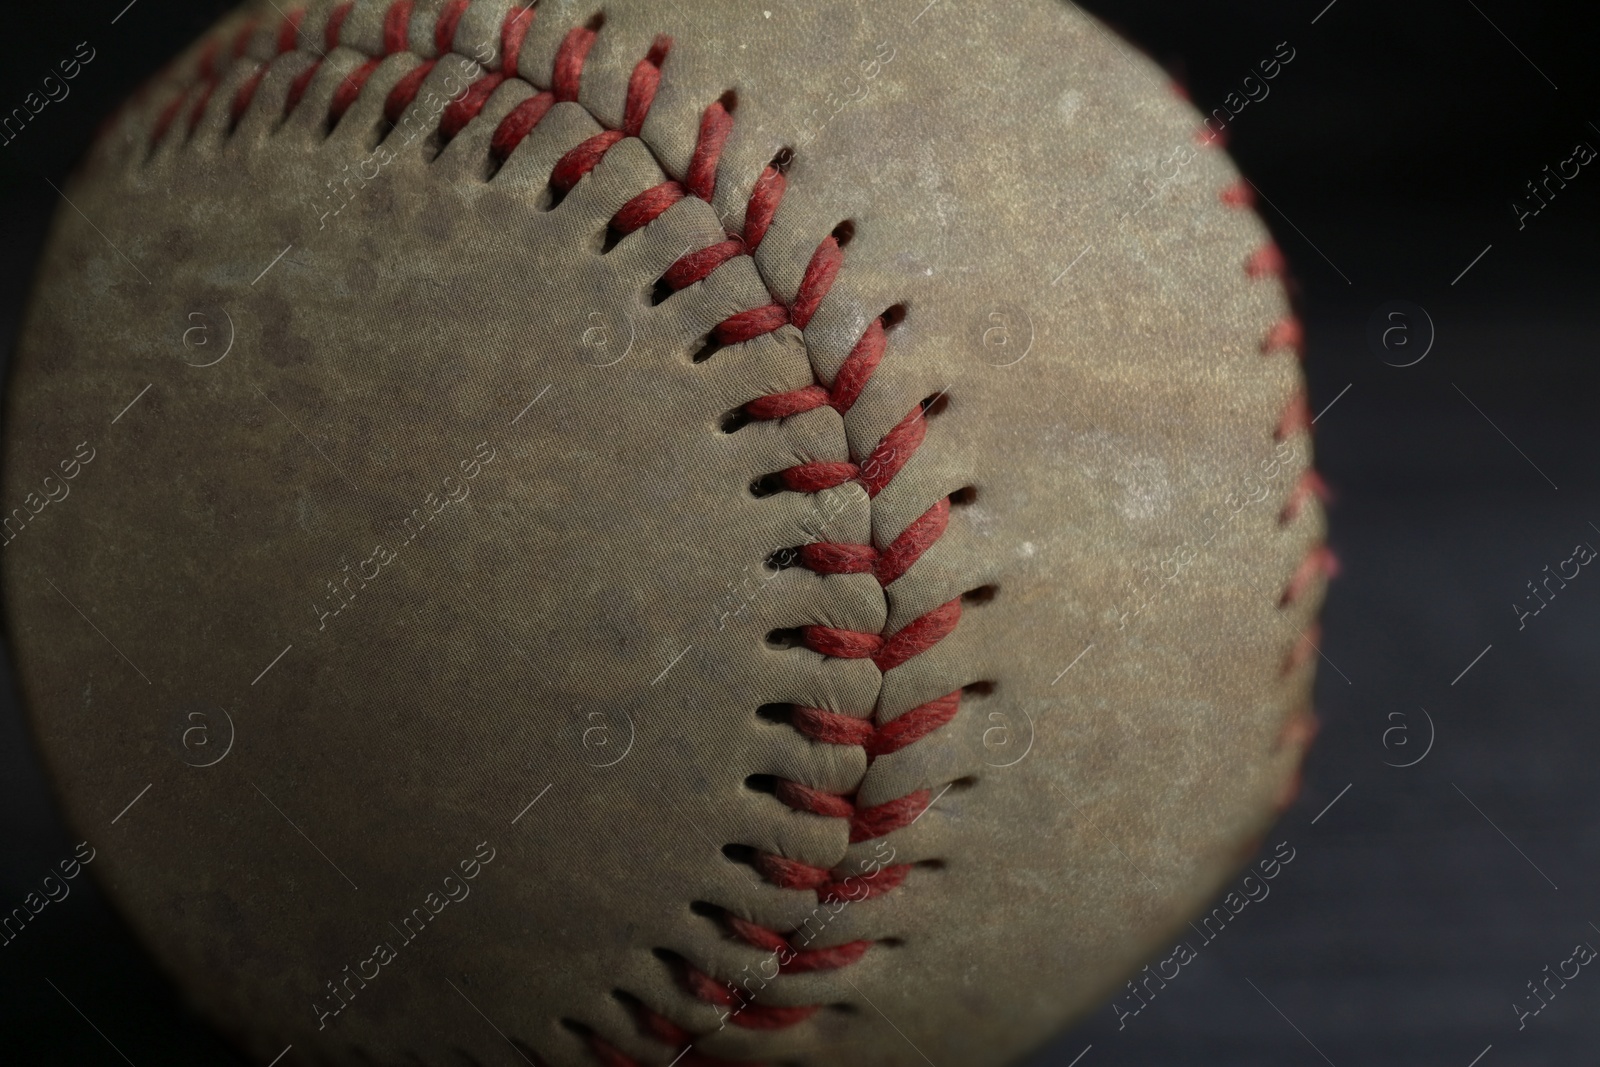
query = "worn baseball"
(4, 1, 1327, 1064)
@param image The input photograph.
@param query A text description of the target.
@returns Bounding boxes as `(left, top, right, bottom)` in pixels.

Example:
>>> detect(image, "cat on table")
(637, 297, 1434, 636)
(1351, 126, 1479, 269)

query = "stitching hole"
(765, 546, 800, 570)
(749, 473, 786, 498)
(756, 703, 793, 725)
(764, 627, 803, 649)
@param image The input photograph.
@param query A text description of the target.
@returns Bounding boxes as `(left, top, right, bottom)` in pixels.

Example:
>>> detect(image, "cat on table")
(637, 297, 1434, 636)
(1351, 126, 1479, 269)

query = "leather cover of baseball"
(2, 1, 1327, 1064)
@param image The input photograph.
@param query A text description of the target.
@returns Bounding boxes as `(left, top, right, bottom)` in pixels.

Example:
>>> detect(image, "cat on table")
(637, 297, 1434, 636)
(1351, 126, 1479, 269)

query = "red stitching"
(276, 9, 304, 54)
(553, 25, 598, 103)
(490, 92, 555, 163)
(231, 19, 259, 59)
(1262, 316, 1305, 358)
(439, 72, 505, 142)
(284, 59, 321, 117)
(382, 0, 414, 55)
(501, 5, 535, 74)
(623, 36, 672, 137)
(143, 12, 1059, 1059)
(324, 3, 352, 52)
(1219, 178, 1255, 209)
(330, 58, 380, 124)
(1245, 242, 1288, 280)
(230, 68, 266, 127)
(384, 59, 437, 124)
(434, 0, 468, 55)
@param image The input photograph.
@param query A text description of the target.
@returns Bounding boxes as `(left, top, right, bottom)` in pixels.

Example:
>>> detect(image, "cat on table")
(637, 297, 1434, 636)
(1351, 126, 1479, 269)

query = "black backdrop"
(2, 2, 1597, 1065)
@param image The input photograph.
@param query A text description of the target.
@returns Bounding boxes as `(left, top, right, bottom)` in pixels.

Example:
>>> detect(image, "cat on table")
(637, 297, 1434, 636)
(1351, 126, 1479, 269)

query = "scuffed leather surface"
(1, 1, 1324, 1064)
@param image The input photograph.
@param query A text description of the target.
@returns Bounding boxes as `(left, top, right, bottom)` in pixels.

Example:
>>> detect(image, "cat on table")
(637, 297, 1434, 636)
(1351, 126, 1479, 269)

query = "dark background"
(2, 2, 1597, 1065)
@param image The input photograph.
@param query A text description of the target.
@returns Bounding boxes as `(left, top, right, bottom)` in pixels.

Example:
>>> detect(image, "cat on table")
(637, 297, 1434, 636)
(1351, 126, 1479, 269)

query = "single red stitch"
(744, 384, 829, 420)
(489, 91, 555, 162)
(818, 864, 908, 903)
(791, 706, 875, 747)
(716, 304, 789, 345)
(501, 5, 536, 75)
(858, 407, 925, 497)
(1220, 179, 1254, 208)
(585, 1035, 635, 1067)
(779, 460, 858, 494)
(434, 0, 468, 56)
(1246, 243, 1287, 279)
(439, 73, 506, 141)
(849, 789, 932, 842)
(196, 38, 222, 82)
(1261, 316, 1304, 357)
(1279, 468, 1329, 525)
(1279, 545, 1338, 608)
(662, 238, 746, 290)
(230, 68, 266, 127)
(754, 853, 831, 891)
(726, 914, 872, 973)
(685, 101, 734, 201)
(330, 58, 381, 124)
(863, 690, 960, 758)
(744, 164, 786, 248)
(187, 80, 216, 135)
(635, 1004, 693, 1046)
(612, 181, 686, 234)
(870, 599, 960, 672)
(775, 780, 854, 820)
(383, 1, 414, 55)
(825, 318, 887, 414)
(623, 36, 672, 137)
(553, 26, 599, 102)
(551, 129, 626, 191)
(276, 9, 305, 54)
(325, 2, 353, 51)
(284, 60, 322, 116)
(1272, 710, 1320, 812)
(384, 59, 438, 124)
(1282, 623, 1321, 675)
(798, 541, 877, 575)
(800, 622, 881, 661)
(1274, 389, 1311, 442)
(231, 19, 259, 59)
(790, 236, 843, 330)
(684, 963, 818, 1030)
(152, 90, 189, 146)
(875, 499, 949, 586)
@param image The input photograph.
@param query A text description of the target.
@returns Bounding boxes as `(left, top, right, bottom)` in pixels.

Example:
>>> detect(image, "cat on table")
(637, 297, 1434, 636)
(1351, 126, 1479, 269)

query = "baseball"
(3, 1, 1327, 1064)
